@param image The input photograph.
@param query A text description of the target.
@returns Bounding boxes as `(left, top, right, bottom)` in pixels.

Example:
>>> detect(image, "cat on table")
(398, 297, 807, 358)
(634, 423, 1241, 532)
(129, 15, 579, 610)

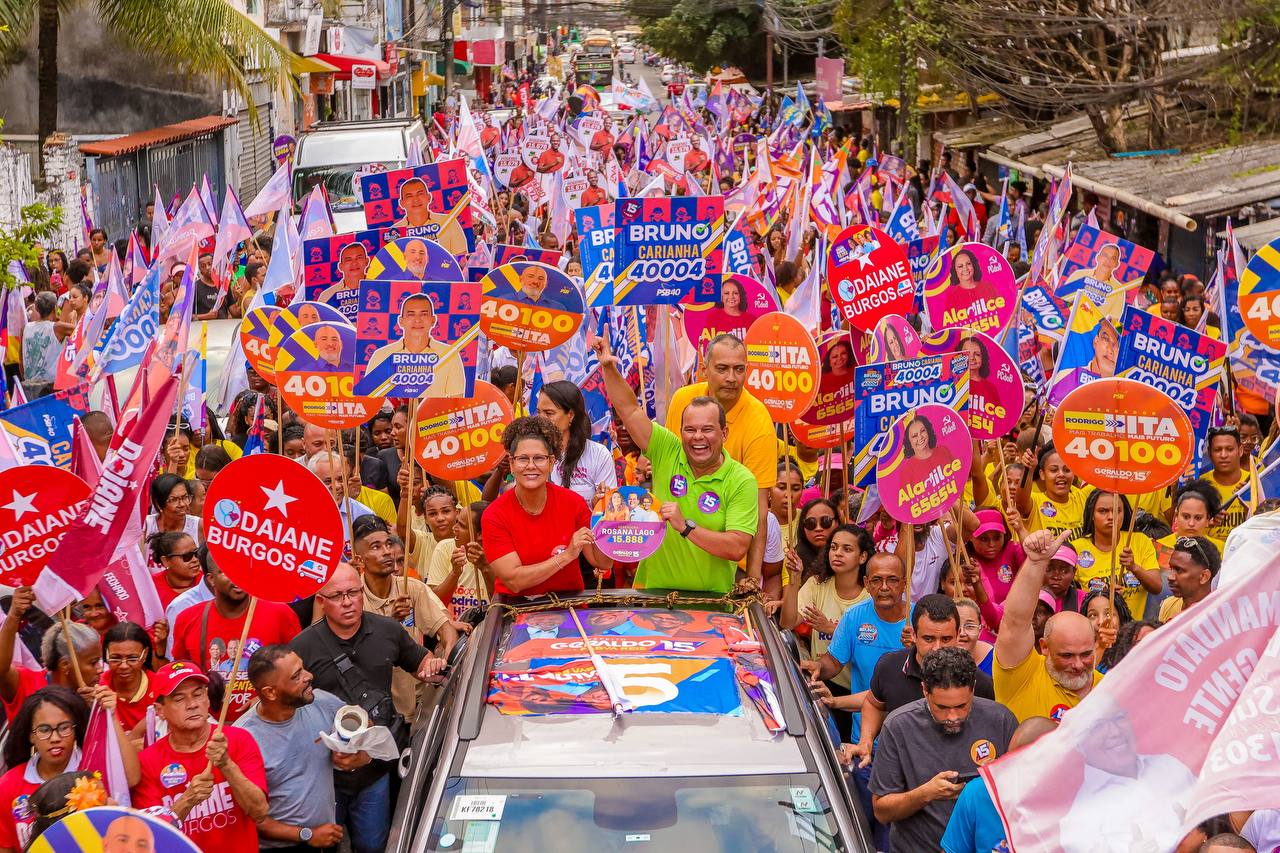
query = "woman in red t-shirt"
(483, 417, 613, 596)
(147, 531, 203, 611)
(100, 623, 158, 733)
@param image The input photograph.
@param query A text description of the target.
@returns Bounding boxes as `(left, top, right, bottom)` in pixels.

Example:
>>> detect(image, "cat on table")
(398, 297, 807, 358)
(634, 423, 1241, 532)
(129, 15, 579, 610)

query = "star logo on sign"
(4, 490, 38, 520)
(261, 481, 297, 516)
(851, 241, 876, 270)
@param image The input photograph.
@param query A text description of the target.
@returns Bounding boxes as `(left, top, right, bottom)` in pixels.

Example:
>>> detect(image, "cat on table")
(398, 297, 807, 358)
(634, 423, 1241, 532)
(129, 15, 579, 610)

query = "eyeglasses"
(803, 516, 836, 531)
(866, 576, 904, 588)
(511, 455, 552, 469)
(107, 654, 144, 666)
(32, 722, 75, 741)
(166, 550, 199, 562)
(319, 589, 363, 603)
(960, 622, 982, 634)
(166, 494, 192, 506)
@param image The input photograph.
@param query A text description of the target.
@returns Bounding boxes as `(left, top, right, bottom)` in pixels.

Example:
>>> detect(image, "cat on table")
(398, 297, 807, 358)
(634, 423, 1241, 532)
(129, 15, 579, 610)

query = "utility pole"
(766, 32, 773, 92)
(443, 0, 456, 103)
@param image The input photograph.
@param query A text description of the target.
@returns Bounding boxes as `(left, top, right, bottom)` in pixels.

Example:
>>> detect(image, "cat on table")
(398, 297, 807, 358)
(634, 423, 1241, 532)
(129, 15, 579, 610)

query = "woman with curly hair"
(481, 417, 613, 595)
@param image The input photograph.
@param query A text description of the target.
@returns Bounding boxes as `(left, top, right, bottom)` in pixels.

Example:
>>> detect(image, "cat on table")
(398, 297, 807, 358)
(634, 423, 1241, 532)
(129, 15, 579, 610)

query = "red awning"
(79, 116, 239, 157)
(311, 52, 392, 81)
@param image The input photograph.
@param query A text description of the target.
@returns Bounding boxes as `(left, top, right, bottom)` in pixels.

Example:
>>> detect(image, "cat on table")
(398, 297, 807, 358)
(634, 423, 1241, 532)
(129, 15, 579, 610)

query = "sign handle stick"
(1108, 491, 1120, 607)
(994, 442, 1021, 543)
(902, 522, 915, 605)
(206, 596, 259, 770)
(821, 447, 832, 498)
(335, 429, 356, 548)
(946, 506, 964, 599)
(404, 398, 420, 599)
(515, 352, 526, 417)
(276, 394, 284, 456)
(59, 609, 87, 691)
(783, 423, 795, 551)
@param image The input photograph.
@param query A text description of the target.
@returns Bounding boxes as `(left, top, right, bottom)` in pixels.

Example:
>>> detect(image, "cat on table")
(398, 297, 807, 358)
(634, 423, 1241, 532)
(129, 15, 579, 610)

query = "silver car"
(388, 590, 873, 852)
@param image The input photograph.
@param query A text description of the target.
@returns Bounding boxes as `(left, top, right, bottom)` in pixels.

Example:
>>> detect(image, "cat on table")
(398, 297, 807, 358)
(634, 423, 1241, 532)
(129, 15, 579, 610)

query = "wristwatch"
(681, 520, 696, 538)
(299, 827, 313, 844)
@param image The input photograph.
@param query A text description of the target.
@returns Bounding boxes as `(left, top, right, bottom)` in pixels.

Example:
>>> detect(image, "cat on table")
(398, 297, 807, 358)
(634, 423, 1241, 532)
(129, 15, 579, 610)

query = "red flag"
(33, 367, 180, 613)
(81, 704, 132, 807)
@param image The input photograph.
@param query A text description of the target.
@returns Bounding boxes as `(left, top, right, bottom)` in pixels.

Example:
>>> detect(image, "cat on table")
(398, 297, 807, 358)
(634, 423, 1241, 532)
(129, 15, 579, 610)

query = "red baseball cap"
(154, 661, 210, 697)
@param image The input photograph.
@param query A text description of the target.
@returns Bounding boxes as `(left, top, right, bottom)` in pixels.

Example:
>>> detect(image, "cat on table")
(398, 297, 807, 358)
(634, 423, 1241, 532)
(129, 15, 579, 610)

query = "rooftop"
(79, 116, 238, 158)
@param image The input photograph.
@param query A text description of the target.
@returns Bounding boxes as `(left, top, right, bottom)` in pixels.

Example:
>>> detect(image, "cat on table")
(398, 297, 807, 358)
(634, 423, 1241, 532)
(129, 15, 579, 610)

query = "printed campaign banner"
(852, 355, 970, 487)
(576, 203, 616, 306)
(498, 608, 746, 663)
(366, 235, 465, 282)
(1116, 305, 1226, 477)
(302, 229, 388, 301)
(0, 384, 92, 468)
(491, 244, 564, 269)
(353, 279, 479, 399)
(876, 405, 973, 524)
(612, 196, 725, 306)
(1056, 225, 1155, 316)
(357, 159, 473, 255)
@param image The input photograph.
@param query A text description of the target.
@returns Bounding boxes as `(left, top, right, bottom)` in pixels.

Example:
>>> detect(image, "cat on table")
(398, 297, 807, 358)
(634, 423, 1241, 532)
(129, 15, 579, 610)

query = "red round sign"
(0, 465, 90, 586)
(202, 455, 344, 602)
(827, 225, 915, 333)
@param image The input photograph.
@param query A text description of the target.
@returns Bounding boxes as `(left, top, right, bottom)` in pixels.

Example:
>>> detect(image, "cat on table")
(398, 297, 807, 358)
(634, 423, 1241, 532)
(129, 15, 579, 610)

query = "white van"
(292, 117, 428, 233)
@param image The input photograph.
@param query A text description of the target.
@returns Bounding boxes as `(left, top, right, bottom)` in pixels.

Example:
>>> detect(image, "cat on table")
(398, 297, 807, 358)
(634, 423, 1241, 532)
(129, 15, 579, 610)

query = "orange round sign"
(240, 306, 281, 384)
(744, 312, 819, 423)
(273, 321, 383, 429)
(1051, 378, 1192, 494)
(791, 416, 855, 450)
(413, 380, 514, 480)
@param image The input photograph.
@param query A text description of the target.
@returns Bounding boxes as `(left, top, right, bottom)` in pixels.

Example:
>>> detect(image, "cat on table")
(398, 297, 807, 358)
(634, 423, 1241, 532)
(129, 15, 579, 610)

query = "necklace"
(515, 489, 547, 516)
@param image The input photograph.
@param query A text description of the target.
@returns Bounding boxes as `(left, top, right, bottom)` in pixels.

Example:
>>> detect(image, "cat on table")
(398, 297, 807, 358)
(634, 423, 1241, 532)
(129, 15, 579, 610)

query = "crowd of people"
(0, 62, 1276, 853)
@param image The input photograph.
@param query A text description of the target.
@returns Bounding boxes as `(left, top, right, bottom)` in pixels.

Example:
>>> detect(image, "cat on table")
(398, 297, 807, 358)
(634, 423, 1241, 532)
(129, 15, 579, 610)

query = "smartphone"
(953, 770, 981, 784)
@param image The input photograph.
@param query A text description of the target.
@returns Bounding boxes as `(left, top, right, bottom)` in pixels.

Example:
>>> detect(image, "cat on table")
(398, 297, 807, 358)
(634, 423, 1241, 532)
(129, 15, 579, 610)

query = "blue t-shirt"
(941, 777, 1008, 853)
(826, 599, 905, 741)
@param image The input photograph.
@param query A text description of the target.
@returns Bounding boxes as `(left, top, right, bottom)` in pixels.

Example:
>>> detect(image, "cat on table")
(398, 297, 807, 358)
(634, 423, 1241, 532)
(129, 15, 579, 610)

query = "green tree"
(632, 0, 767, 75)
(0, 0, 296, 150)
(0, 201, 63, 289)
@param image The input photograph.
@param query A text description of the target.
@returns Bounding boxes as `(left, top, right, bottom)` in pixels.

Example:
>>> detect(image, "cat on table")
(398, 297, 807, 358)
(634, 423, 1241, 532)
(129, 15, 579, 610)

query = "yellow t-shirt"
(1071, 534, 1160, 618)
(358, 486, 396, 526)
(407, 520, 438, 580)
(426, 538, 492, 619)
(777, 439, 819, 484)
(796, 578, 869, 689)
(1024, 486, 1088, 538)
(1158, 596, 1184, 622)
(1199, 471, 1251, 540)
(665, 382, 778, 488)
(1134, 487, 1172, 523)
(994, 647, 1102, 723)
(183, 439, 244, 479)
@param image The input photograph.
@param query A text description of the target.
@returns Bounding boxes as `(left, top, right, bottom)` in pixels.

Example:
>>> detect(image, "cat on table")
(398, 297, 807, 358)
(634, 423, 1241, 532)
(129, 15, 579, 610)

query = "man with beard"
(993, 528, 1102, 722)
(236, 645, 347, 851)
(869, 648, 1016, 852)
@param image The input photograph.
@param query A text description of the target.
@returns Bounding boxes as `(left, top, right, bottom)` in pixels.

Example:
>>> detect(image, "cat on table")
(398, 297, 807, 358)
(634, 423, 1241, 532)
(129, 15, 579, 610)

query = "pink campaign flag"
(984, 546, 1280, 853)
(244, 161, 293, 220)
(81, 704, 132, 807)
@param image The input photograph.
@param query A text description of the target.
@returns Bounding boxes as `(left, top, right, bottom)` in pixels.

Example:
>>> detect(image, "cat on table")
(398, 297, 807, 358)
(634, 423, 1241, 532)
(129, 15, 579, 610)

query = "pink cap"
(1051, 546, 1078, 568)
(972, 509, 1006, 539)
(1037, 590, 1060, 613)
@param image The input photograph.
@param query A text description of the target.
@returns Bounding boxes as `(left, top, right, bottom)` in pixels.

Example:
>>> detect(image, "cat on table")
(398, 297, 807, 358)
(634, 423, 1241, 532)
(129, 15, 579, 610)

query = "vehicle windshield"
(424, 774, 846, 851)
(292, 164, 397, 212)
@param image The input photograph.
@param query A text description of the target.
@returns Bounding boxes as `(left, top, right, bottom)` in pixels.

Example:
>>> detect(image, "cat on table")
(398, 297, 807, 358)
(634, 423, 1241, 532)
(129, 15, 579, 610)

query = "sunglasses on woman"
(803, 516, 835, 531)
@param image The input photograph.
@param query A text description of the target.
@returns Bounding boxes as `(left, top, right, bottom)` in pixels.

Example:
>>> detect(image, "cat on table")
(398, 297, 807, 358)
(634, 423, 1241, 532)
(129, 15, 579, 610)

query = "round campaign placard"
(271, 300, 351, 348)
(827, 224, 914, 333)
(919, 328, 1024, 440)
(1051, 377, 1192, 495)
(202, 454, 344, 602)
(274, 321, 382, 429)
(239, 306, 282, 384)
(30, 806, 200, 853)
(591, 486, 665, 561)
(867, 314, 922, 363)
(876, 404, 973, 524)
(682, 274, 779, 352)
(414, 380, 514, 480)
(366, 235, 465, 282)
(923, 242, 1017, 336)
(479, 261, 584, 352)
(792, 416, 855, 450)
(0, 465, 90, 586)
(1239, 235, 1280, 347)
(804, 333, 858, 426)
(744, 312, 820, 422)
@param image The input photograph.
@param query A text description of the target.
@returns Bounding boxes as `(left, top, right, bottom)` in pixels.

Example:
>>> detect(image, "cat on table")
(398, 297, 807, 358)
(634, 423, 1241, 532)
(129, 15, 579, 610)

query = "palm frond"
(93, 0, 298, 125)
(0, 0, 37, 63)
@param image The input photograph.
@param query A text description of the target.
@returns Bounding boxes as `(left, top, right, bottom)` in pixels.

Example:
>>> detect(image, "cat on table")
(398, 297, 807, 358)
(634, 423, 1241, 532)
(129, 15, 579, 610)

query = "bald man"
(103, 814, 155, 853)
(993, 529, 1102, 722)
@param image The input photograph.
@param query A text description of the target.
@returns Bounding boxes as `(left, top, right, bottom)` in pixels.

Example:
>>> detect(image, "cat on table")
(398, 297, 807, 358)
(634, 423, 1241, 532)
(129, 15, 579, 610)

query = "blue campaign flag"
(576, 203, 616, 306)
(612, 196, 724, 306)
(887, 196, 921, 244)
(0, 384, 92, 468)
(95, 264, 161, 377)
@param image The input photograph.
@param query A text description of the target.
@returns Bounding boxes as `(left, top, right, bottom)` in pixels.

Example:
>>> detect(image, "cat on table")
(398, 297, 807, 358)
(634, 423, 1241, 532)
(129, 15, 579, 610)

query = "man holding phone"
(869, 647, 1017, 852)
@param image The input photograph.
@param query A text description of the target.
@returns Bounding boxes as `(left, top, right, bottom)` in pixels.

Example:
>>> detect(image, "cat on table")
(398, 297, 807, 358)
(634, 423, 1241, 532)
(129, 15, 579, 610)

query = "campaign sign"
(498, 609, 741, 663)
(1051, 378, 1192, 495)
(575, 203, 616, 306)
(744, 313, 819, 422)
(1023, 284, 1069, 341)
(366, 235, 464, 282)
(1239, 234, 1280, 348)
(919, 329, 1023, 440)
(271, 300, 350, 348)
(792, 416, 856, 451)
(1058, 225, 1156, 310)
(274, 321, 381, 429)
(479, 262, 584, 352)
(877, 405, 973, 524)
(301, 229, 386, 301)
(905, 235, 941, 290)
(804, 333, 859, 426)
(357, 159, 473, 254)
(0, 465, 90, 585)
(413, 380, 512, 480)
(1116, 305, 1226, 472)
(0, 385, 91, 469)
(592, 486, 665, 561)
(852, 355, 970, 487)
(613, 195, 725, 306)
(239, 306, 282, 384)
(923, 242, 1017, 336)
(354, 280, 479, 398)
(683, 274, 778, 354)
(828, 225, 914, 332)
(203, 454, 343, 602)
(30, 807, 199, 853)
(491, 244, 564, 269)
(868, 315, 922, 363)
(318, 281, 360, 324)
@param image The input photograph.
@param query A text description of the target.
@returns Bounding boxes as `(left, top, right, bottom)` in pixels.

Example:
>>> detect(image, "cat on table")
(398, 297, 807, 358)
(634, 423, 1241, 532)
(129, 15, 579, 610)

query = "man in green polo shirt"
(594, 329, 756, 592)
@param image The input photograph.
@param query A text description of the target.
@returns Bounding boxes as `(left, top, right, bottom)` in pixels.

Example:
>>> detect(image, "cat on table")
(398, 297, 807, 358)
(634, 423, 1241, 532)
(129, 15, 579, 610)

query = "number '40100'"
(420, 424, 505, 459)
(283, 374, 353, 396)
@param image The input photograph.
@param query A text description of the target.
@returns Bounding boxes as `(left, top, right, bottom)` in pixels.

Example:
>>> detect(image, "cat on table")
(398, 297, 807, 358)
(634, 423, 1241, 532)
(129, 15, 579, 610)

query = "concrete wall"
(0, 6, 223, 137)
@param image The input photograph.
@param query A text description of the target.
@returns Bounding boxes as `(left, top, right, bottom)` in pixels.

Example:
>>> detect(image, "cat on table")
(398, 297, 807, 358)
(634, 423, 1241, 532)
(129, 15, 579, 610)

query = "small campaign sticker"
(11, 795, 29, 820)
(160, 763, 188, 789)
(857, 623, 878, 643)
(970, 739, 996, 765)
(1050, 704, 1071, 722)
(1040, 502, 1057, 518)
(448, 794, 506, 821)
(789, 787, 819, 814)
(998, 564, 1014, 583)
(697, 491, 721, 514)
(670, 475, 688, 497)
(1078, 551, 1095, 568)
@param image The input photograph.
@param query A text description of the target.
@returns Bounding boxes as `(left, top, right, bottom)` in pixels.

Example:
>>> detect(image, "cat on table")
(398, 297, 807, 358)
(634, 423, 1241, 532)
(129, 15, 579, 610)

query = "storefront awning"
(312, 52, 391, 81)
(291, 54, 340, 75)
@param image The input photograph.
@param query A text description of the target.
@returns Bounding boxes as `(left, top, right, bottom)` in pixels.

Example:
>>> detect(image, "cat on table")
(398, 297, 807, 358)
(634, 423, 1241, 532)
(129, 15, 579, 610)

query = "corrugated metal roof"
(1217, 216, 1280, 252)
(79, 116, 238, 157)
